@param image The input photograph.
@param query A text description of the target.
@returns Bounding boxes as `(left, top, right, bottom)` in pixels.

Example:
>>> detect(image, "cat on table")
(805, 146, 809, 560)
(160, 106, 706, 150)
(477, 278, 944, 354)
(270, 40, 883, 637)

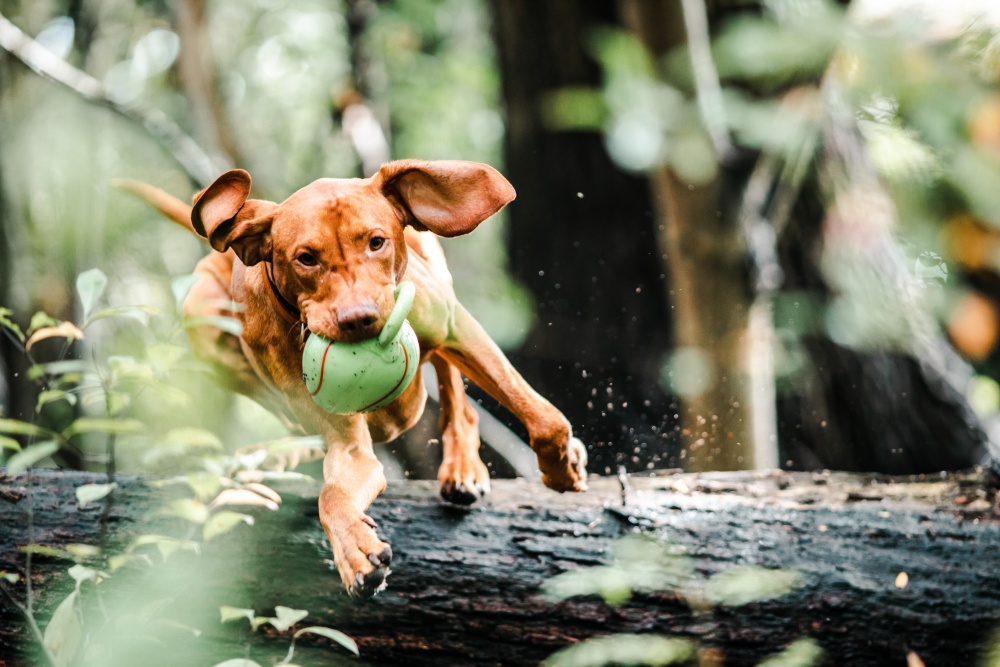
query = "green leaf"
(27, 311, 60, 336)
(67, 564, 98, 585)
(185, 472, 224, 501)
(756, 638, 824, 667)
(128, 534, 201, 560)
(63, 544, 101, 561)
(219, 606, 256, 627)
(183, 314, 243, 337)
(6, 441, 60, 474)
(705, 566, 802, 607)
(64, 418, 144, 439)
(37, 390, 77, 411)
(158, 498, 209, 524)
(28, 360, 93, 381)
(76, 268, 108, 321)
(0, 418, 53, 438)
(209, 661, 263, 667)
(76, 482, 117, 509)
(0, 307, 25, 343)
(20, 545, 76, 560)
(267, 606, 308, 632)
(171, 274, 200, 308)
(1, 571, 20, 583)
(203, 511, 254, 541)
(43, 590, 81, 667)
(161, 428, 223, 450)
(542, 634, 694, 667)
(293, 626, 359, 655)
(85, 305, 158, 327)
(542, 87, 607, 131)
(0, 435, 21, 452)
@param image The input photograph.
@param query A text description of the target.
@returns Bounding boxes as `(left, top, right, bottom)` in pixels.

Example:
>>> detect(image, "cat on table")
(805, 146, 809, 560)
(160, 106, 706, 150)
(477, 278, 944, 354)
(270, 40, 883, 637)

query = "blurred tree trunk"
(175, 0, 240, 167)
(490, 0, 681, 476)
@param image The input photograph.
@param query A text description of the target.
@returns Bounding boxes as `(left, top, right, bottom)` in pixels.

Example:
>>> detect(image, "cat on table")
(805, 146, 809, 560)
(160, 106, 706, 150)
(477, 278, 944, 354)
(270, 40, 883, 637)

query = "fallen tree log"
(1, 468, 999, 666)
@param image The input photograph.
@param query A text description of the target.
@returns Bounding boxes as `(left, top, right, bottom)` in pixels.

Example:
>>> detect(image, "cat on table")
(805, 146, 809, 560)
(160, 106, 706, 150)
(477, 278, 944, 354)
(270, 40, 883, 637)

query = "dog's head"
(190, 160, 515, 342)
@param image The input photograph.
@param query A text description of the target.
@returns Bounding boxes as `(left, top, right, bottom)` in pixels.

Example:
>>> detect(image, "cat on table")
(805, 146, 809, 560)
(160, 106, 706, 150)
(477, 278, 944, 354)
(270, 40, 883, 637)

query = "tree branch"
(0, 12, 223, 187)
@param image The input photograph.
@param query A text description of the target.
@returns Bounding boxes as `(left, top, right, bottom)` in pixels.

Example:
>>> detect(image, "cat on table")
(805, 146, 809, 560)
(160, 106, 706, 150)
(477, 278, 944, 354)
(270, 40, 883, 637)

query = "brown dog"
(123, 160, 587, 597)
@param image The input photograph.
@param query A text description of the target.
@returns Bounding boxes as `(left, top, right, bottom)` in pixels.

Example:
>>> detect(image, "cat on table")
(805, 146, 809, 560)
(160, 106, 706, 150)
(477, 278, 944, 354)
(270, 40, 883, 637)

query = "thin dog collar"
(263, 263, 302, 327)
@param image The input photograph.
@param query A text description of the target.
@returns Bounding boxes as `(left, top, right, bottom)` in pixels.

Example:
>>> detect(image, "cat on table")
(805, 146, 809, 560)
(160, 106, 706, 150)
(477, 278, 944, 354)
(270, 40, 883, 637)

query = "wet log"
(1, 468, 999, 667)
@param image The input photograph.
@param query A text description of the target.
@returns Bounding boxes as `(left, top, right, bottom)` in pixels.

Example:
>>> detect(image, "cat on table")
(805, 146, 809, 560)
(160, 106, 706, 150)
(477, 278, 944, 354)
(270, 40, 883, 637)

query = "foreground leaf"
(0, 307, 25, 342)
(43, 590, 81, 667)
(203, 512, 254, 541)
(76, 482, 117, 509)
(542, 634, 694, 667)
(25, 321, 84, 352)
(210, 661, 263, 667)
(219, 606, 256, 627)
(757, 638, 824, 667)
(63, 418, 144, 439)
(6, 441, 60, 474)
(76, 268, 108, 321)
(294, 626, 359, 655)
(705, 566, 802, 607)
(268, 606, 308, 632)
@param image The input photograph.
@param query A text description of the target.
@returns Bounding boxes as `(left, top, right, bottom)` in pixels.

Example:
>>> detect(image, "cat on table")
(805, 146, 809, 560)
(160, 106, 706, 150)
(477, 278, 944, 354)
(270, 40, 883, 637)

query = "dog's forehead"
(281, 178, 384, 219)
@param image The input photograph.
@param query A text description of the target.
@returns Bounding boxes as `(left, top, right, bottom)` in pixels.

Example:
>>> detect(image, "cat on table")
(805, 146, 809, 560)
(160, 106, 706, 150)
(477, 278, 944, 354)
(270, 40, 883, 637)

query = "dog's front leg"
(316, 414, 392, 598)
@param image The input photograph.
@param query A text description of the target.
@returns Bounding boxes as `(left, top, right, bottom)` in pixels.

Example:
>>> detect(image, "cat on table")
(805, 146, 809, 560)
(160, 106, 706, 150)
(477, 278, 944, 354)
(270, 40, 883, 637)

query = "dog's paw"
(539, 436, 588, 493)
(438, 455, 491, 506)
(328, 513, 393, 599)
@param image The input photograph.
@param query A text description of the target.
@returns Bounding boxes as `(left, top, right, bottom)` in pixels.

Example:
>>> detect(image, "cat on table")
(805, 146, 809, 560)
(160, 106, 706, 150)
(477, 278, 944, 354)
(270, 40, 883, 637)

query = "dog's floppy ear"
(192, 169, 276, 265)
(375, 160, 516, 237)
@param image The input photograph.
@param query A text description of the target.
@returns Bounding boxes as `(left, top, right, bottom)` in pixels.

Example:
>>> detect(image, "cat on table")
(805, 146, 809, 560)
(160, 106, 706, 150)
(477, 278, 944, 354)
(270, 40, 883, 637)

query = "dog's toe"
(440, 480, 483, 506)
(348, 545, 392, 599)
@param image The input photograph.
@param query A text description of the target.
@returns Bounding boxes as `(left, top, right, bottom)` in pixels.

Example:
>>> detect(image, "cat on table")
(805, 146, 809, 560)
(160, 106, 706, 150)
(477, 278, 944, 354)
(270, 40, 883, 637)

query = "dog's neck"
(262, 263, 301, 327)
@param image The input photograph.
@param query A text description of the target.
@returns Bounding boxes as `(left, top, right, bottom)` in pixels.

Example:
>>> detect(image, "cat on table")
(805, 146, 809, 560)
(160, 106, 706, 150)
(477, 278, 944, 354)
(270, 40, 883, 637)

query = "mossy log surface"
(1, 468, 999, 666)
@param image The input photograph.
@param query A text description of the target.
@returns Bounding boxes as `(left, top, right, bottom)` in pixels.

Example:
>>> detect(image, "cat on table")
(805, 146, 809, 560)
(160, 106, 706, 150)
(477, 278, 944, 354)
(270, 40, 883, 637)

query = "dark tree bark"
(490, 0, 681, 476)
(2, 469, 999, 666)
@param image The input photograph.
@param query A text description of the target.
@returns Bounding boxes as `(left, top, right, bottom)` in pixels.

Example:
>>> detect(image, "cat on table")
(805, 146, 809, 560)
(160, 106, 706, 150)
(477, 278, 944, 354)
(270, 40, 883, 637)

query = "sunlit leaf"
(25, 321, 84, 352)
(220, 606, 256, 627)
(153, 618, 202, 637)
(42, 590, 81, 667)
(158, 498, 209, 524)
(183, 314, 243, 337)
(63, 544, 101, 561)
(128, 534, 200, 560)
(266, 605, 308, 632)
(0, 418, 54, 438)
(0, 435, 21, 452)
(293, 626, 359, 655)
(211, 489, 279, 512)
(185, 472, 225, 501)
(67, 564, 98, 585)
(64, 418, 144, 439)
(0, 307, 25, 343)
(27, 311, 60, 336)
(19, 545, 75, 560)
(85, 304, 158, 327)
(1, 571, 19, 583)
(76, 482, 117, 509)
(705, 566, 802, 607)
(756, 638, 824, 667)
(203, 511, 254, 541)
(171, 274, 200, 308)
(36, 390, 77, 411)
(6, 441, 60, 474)
(162, 428, 223, 450)
(542, 634, 694, 667)
(28, 360, 93, 380)
(209, 660, 263, 667)
(76, 268, 108, 321)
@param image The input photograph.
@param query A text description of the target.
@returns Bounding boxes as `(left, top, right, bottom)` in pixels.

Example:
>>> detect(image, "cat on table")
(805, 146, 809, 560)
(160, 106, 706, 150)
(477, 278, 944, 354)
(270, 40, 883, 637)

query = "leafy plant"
(542, 535, 813, 667)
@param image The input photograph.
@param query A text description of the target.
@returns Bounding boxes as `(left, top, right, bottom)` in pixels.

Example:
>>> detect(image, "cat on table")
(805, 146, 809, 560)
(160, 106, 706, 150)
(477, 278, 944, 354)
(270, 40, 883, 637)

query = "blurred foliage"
(542, 535, 811, 667)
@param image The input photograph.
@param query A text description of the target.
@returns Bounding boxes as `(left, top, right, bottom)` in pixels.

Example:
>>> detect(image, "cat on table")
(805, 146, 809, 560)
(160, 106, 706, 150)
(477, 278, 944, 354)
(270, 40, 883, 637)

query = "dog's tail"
(113, 179, 198, 236)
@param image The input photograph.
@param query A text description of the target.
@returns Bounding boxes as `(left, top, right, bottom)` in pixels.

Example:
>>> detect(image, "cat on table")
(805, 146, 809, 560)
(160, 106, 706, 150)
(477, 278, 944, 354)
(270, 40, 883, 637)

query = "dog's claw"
(349, 545, 392, 600)
(361, 515, 378, 530)
(440, 480, 482, 506)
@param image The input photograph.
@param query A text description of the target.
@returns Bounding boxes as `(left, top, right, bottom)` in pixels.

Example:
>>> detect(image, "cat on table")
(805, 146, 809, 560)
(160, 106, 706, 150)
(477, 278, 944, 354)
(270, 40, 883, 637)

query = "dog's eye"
(296, 252, 318, 267)
(369, 237, 386, 252)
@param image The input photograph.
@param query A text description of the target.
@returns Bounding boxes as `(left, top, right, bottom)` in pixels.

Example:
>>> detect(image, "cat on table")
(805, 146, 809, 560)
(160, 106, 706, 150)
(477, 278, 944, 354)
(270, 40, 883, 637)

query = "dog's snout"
(336, 302, 380, 339)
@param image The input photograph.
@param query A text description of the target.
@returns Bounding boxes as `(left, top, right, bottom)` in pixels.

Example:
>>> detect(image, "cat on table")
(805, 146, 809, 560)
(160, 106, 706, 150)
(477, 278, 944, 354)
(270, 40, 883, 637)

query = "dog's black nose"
(336, 302, 380, 339)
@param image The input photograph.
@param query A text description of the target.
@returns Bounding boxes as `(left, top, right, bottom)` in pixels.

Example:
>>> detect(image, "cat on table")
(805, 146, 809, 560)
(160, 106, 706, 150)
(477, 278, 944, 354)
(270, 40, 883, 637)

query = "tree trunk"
(490, 0, 680, 477)
(2, 469, 999, 666)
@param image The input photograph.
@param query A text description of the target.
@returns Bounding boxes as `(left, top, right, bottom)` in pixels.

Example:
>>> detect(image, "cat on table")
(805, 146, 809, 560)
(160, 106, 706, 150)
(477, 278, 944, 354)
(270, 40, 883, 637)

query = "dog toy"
(302, 281, 420, 414)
